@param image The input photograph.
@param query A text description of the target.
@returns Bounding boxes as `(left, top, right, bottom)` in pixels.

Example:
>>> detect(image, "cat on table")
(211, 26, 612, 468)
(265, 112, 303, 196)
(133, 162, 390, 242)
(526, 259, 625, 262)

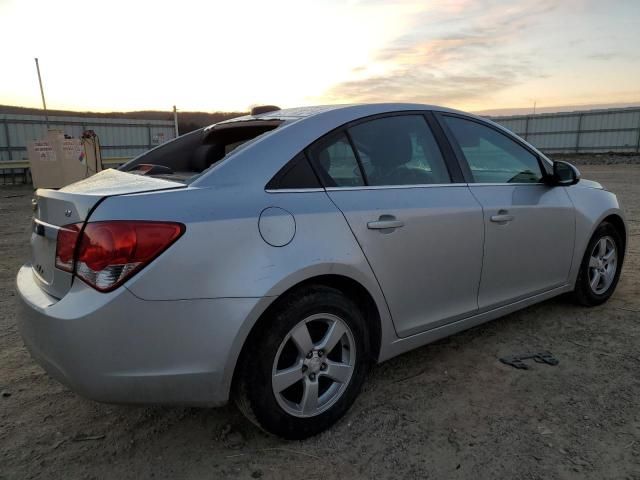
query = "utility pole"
(533, 100, 537, 115)
(34, 58, 49, 128)
(173, 105, 179, 137)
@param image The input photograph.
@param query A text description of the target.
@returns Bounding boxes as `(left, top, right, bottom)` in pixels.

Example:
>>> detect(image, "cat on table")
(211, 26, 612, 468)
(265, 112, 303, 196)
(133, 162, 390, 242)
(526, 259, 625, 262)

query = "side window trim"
(422, 111, 465, 183)
(433, 113, 475, 183)
(305, 129, 335, 188)
(343, 129, 370, 185)
(433, 111, 551, 184)
(266, 110, 554, 191)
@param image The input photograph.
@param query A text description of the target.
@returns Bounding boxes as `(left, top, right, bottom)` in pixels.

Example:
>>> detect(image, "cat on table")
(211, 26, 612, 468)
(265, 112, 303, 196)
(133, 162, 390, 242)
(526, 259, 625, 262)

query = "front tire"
(574, 222, 624, 306)
(235, 285, 370, 440)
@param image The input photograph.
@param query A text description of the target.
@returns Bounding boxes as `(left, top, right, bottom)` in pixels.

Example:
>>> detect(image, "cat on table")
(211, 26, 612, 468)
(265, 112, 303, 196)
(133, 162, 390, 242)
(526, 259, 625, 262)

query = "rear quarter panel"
(91, 187, 379, 299)
(88, 185, 396, 357)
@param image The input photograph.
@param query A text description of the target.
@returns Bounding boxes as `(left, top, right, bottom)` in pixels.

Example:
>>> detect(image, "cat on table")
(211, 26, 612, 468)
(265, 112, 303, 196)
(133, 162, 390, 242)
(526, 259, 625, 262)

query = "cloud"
(586, 52, 618, 61)
(319, 0, 558, 106)
(326, 68, 523, 105)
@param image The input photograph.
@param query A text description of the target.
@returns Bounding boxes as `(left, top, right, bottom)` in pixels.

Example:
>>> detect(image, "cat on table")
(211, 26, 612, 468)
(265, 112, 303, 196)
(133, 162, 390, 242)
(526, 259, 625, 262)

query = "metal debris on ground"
(499, 351, 559, 370)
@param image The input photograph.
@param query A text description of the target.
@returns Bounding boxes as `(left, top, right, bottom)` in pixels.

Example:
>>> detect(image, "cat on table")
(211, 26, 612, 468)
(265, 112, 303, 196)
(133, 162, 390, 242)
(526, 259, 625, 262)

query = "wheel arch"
(601, 213, 627, 253)
(569, 198, 628, 288)
(571, 211, 627, 306)
(229, 273, 384, 398)
(580, 212, 628, 268)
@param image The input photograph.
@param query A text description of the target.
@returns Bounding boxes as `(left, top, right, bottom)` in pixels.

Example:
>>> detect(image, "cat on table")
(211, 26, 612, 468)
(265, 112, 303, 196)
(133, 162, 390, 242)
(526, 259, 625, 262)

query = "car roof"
(216, 103, 467, 125)
(192, 102, 552, 188)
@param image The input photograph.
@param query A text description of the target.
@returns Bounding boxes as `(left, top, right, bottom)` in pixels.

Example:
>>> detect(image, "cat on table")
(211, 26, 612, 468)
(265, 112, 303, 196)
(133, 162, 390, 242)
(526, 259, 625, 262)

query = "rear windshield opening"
(120, 120, 282, 181)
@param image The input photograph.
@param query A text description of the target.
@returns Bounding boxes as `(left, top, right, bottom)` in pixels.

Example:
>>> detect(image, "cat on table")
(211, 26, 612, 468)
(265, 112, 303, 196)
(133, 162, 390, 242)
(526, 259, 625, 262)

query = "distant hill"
(0, 105, 248, 134)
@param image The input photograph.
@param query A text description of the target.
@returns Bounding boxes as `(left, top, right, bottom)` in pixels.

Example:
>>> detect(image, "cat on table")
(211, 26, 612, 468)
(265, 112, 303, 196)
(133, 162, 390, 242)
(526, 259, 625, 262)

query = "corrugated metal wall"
(3, 107, 639, 162)
(490, 107, 640, 153)
(0, 114, 176, 162)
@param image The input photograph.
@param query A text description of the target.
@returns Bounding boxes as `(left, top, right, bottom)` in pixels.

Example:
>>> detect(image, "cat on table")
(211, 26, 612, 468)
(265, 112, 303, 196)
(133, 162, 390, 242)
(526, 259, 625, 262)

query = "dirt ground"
(1, 162, 639, 480)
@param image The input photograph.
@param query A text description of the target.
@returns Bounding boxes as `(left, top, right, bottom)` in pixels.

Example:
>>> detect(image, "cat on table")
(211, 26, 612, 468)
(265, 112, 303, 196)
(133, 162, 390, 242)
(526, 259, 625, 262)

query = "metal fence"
(2, 107, 639, 185)
(0, 113, 176, 162)
(490, 106, 640, 154)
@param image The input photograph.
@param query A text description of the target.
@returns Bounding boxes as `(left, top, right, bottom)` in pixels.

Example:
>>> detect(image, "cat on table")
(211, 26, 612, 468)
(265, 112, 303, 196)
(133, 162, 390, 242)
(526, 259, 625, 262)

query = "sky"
(1, 0, 639, 114)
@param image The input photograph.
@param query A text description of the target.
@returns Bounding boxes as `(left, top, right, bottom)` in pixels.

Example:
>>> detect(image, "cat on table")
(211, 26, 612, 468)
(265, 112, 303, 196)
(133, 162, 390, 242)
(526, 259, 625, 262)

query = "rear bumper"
(15, 265, 264, 406)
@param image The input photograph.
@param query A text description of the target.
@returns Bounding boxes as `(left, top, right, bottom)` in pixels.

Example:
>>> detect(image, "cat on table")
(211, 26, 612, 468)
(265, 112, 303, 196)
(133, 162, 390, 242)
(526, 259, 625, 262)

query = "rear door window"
(347, 115, 451, 186)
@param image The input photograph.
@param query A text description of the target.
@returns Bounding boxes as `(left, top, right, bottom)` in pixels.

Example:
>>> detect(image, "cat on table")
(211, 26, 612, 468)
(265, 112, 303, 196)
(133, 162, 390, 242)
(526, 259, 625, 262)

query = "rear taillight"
(55, 223, 81, 272)
(55, 221, 184, 292)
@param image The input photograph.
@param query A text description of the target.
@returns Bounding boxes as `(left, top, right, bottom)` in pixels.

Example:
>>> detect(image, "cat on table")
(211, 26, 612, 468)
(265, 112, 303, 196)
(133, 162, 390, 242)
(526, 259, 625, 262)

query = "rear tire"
(573, 222, 623, 306)
(235, 285, 370, 440)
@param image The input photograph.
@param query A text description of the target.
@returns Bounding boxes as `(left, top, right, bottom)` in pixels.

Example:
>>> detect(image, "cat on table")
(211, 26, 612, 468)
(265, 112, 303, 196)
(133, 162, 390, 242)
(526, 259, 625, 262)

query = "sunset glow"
(1, 0, 639, 113)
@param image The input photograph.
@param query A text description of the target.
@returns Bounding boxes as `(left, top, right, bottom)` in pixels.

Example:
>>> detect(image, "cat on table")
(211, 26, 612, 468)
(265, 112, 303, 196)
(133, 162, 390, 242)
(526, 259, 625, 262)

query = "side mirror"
(550, 160, 580, 186)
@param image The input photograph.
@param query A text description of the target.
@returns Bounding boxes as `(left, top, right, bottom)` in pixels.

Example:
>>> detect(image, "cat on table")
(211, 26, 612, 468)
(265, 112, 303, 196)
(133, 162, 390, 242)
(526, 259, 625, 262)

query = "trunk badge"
(64, 209, 72, 217)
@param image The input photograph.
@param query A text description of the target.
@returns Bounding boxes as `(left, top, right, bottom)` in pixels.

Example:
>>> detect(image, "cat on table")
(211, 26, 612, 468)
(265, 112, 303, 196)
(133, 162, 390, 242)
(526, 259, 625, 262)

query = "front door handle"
(490, 210, 514, 223)
(367, 215, 404, 230)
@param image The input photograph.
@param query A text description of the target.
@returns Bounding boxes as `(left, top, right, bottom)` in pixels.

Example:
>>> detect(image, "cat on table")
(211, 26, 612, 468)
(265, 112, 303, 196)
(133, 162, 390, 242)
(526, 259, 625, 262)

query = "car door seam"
(320, 189, 399, 336)
(466, 185, 487, 311)
(561, 186, 579, 284)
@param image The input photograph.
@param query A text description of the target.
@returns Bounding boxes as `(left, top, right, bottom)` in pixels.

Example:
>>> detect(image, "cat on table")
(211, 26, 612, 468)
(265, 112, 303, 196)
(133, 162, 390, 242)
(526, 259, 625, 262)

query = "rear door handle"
(367, 216, 404, 230)
(490, 210, 514, 223)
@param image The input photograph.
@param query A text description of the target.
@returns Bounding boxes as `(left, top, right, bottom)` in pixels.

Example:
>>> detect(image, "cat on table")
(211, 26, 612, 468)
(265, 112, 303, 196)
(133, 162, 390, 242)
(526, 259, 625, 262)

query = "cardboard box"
(28, 130, 102, 189)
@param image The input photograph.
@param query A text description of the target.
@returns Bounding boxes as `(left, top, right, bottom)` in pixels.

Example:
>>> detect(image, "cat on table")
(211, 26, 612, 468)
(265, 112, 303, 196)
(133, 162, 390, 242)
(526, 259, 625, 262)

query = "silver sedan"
(16, 104, 626, 439)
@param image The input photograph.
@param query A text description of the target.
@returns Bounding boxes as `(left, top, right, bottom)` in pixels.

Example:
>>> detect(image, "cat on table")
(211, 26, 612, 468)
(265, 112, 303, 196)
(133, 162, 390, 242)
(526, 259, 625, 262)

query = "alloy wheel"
(271, 313, 356, 418)
(588, 236, 617, 295)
